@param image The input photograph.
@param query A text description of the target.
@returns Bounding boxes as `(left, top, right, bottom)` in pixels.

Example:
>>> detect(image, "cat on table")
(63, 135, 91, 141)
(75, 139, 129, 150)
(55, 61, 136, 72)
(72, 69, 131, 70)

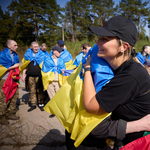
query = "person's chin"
(97, 52, 105, 58)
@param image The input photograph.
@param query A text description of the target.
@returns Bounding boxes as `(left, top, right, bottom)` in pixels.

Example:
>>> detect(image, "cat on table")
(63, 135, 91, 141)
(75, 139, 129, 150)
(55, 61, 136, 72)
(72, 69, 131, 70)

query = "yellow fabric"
(19, 58, 30, 74)
(44, 63, 111, 147)
(41, 71, 55, 91)
(58, 74, 63, 86)
(0, 65, 7, 78)
(39, 62, 43, 69)
(41, 71, 63, 90)
(62, 75, 69, 84)
(65, 59, 76, 70)
(19, 58, 43, 74)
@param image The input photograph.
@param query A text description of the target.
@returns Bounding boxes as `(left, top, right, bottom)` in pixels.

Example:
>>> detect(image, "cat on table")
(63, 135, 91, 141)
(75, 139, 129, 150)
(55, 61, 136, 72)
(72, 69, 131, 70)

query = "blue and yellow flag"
(41, 55, 66, 90)
(62, 69, 74, 84)
(19, 48, 45, 74)
(50, 48, 76, 70)
(73, 52, 84, 68)
(0, 48, 19, 77)
(44, 44, 114, 147)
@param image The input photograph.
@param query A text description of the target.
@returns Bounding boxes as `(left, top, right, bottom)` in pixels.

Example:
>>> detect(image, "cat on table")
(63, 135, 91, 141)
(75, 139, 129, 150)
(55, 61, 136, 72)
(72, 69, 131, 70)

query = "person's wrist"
(84, 65, 91, 69)
(82, 66, 91, 76)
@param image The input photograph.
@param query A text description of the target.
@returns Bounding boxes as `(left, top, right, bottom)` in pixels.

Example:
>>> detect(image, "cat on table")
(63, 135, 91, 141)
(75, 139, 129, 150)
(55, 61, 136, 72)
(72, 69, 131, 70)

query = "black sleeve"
(90, 116, 127, 140)
(96, 74, 139, 113)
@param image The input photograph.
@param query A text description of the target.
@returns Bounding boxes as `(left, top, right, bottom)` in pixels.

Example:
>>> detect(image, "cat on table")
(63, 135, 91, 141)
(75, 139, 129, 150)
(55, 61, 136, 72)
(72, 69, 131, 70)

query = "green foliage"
(0, 0, 150, 48)
(134, 39, 150, 53)
(115, 0, 150, 34)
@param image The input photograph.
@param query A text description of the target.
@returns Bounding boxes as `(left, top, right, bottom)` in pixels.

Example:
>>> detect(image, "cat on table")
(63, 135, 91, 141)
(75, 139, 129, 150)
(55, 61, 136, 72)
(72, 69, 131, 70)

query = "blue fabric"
(136, 52, 150, 65)
(42, 55, 66, 74)
(0, 47, 19, 69)
(50, 48, 73, 63)
(81, 44, 114, 93)
(73, 52, 84, 67)
(24, 48, 45, 66)
(63, 70, 74, 76)
(42, 50, 49, 57)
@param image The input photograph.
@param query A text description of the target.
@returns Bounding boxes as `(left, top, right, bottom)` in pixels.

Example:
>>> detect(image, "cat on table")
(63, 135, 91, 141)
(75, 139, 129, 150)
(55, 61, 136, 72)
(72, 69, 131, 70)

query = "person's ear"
(121, 42, 129, 52)
(7, 44, 11, 49)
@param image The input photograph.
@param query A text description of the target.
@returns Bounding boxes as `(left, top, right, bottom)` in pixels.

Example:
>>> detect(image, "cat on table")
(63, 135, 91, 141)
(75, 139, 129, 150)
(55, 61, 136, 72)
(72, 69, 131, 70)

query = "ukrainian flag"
(50, 48, 76, 70)
(19, 48, 45, 74)
(41, 55, 66, 91)
(0, 48, 19, 78)
(62, 69, 74, 84)
(73, 52, 84, 68)
(44, 44, 114, 147)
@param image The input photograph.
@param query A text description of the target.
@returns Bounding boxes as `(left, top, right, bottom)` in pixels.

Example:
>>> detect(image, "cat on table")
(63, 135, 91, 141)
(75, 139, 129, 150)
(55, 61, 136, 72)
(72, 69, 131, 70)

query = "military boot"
(6, 113, 20, 120)
(0, 115, 9, 125)
(6, 111, 20, 120)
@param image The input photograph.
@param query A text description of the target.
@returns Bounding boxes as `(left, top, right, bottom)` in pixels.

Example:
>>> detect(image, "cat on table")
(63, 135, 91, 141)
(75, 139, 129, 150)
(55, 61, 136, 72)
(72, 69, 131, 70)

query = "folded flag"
(2, 67, 20, 103)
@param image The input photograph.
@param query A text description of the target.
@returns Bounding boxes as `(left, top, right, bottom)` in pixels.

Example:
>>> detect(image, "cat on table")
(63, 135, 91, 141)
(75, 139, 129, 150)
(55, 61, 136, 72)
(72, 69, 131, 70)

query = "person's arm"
(126, 114, 150, 134)
(22, 69, 27, 83)
(83, 55, 106, 115)
(8, 63, 19, 70)
(91, 114, 150, 140)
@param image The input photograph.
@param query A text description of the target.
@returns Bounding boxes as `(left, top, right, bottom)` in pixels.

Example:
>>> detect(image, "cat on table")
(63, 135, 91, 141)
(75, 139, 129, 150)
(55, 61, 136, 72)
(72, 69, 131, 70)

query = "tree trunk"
(70, 4, 74, 42)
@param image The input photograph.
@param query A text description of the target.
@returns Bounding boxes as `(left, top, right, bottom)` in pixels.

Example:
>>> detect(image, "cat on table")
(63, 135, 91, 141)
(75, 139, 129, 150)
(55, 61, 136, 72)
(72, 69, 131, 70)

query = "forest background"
(0, 0, 150, 60)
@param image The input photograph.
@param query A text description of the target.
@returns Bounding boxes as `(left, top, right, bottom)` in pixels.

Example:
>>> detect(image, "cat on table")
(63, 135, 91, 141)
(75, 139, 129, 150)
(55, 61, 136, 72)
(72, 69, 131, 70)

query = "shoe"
(7, 114, 20, 120)
(28, 105, 36, 112)
(49, 114, 55, 118)
(39, 104, 44, 107)
(39, 107, 44, 111)
(0, 116, 9, 125)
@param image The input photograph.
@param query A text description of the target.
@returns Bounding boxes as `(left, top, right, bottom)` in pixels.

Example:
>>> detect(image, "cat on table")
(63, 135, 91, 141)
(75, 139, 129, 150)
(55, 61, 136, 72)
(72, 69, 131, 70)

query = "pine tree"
(115, 0, 150, 36)
(0, 6, 13, 48)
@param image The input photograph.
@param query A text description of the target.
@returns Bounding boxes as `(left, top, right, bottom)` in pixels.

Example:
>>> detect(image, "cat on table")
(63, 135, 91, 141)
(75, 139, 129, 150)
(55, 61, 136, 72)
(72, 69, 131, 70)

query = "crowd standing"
(0, 17, 150, 149)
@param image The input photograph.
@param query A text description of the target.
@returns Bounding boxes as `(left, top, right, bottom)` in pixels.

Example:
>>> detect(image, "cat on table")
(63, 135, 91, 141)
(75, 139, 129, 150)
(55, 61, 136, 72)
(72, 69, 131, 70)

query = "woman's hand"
(83, 55, 91, 68)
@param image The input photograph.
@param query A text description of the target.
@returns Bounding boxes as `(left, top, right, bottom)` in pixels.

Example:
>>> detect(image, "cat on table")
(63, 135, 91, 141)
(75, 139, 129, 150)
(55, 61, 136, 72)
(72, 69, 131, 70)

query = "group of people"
(1, 15, 150, 149)
(0, 38, 91, 124)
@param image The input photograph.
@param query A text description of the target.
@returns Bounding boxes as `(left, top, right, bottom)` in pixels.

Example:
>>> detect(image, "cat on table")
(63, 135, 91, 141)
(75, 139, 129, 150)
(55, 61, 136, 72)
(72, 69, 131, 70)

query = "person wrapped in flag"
(73, 43, 92, 68)
(21, 41, 46, 112)
(0, 39, 20, 125)
(40, 43, 49, 57)
(41, 45, 66, 117)
(49, 40, 75, 70)
(136, 45, 150, 65)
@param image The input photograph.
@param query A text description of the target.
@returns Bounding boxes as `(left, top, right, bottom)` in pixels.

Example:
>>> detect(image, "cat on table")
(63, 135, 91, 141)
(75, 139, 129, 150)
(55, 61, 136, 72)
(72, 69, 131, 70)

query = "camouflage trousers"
(28, 76, 45, 106)
(0, 79, 19, 116)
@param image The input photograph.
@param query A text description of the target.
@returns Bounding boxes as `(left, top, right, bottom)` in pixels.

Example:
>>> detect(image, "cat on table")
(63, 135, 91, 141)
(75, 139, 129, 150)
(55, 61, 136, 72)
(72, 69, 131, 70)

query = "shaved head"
(6, 39, 16, 46)
(6, 39, 18, 52)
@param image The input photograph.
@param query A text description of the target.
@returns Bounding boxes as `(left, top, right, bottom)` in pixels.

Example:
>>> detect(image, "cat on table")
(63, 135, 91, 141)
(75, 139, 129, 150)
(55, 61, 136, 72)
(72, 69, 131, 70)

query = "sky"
(0, 0, 149, 35)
